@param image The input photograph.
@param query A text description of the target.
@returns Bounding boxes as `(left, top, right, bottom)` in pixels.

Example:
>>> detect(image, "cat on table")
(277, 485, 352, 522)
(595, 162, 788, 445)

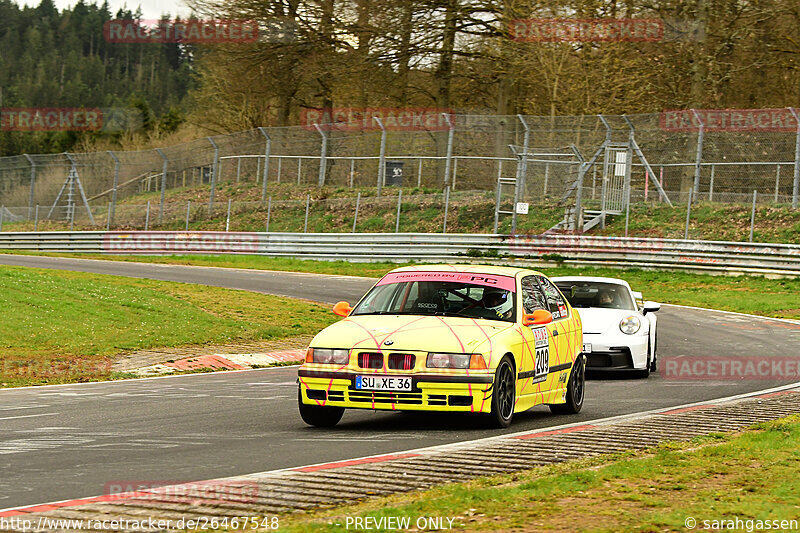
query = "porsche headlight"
(619, 316, 641, 335)
(306, 348, 350, 365)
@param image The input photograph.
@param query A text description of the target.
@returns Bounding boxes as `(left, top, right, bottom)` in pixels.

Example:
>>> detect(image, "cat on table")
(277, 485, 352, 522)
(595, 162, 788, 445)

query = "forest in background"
(1, 0, 799, 156)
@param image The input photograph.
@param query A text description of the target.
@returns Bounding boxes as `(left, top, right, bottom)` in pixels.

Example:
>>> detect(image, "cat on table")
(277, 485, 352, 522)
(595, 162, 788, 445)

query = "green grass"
(3, 253, 799, 320)
(5, 181, 800, 242)
(273, 416, 800, 532)
(0, 265, 337, 387)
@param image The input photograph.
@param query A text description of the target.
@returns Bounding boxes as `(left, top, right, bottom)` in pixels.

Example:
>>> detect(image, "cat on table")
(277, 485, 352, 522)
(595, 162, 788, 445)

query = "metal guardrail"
(0, 231, 798, 277)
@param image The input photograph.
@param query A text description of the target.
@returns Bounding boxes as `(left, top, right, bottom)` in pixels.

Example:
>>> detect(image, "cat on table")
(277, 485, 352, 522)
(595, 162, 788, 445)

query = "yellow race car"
(298, 265, 585, 428)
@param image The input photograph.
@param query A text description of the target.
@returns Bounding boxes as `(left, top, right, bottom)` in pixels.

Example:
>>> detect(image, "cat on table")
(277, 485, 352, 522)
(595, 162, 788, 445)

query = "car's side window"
(521, 276, 548, 314)
(537, 276, 568, 319)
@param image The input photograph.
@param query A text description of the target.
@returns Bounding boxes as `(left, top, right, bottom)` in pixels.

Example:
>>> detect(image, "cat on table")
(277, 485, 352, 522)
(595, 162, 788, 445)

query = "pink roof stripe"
(378, 271, 516, 292)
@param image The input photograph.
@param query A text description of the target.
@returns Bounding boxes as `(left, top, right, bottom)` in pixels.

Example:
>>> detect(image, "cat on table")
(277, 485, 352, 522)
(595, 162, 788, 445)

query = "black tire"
(298, 388, 345, 427)
(487, 357, 516, 428)
(549, 355, 586, 414)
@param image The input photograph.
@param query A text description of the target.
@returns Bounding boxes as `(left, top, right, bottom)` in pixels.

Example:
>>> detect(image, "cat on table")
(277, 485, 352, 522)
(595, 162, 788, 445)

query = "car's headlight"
(306, 348, 350, 365)
(426, 353, 487, 369)
(619, 316, 641, 335)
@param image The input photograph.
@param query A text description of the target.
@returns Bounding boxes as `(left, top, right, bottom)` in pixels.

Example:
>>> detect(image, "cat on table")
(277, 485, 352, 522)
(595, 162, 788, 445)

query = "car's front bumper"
(583, 333, 649, 370)
(298, 368, 495, 413)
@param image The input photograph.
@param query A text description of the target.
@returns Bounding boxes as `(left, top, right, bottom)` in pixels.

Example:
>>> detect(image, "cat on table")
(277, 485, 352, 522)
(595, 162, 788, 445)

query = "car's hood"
(573, 307, 642, 334)
(311, 314, 513, 354)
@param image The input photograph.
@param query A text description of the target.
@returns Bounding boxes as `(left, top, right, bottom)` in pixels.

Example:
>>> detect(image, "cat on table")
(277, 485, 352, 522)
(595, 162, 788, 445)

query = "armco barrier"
(0, 231, 798, 277)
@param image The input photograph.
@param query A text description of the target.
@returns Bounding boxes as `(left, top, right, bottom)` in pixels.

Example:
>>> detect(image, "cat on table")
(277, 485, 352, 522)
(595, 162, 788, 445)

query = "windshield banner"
(377, 271, 516, 292)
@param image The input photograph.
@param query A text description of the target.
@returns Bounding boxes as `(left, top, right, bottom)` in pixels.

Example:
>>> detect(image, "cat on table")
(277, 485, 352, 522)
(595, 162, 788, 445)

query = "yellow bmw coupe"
(298, 265, 585, 428)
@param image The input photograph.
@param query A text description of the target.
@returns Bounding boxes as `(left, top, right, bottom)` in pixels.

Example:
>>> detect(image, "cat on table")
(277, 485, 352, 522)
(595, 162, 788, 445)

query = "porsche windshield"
(554, 281, 635, 311)
(352, 278, 517, 323)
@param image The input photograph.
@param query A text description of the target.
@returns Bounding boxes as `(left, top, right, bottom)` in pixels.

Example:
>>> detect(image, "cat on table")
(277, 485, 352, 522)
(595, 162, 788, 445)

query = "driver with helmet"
(482, 287, 513, 319)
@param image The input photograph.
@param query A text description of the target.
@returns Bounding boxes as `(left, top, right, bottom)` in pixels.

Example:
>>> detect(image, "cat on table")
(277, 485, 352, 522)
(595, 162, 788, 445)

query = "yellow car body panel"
(298, 264, 583, 416)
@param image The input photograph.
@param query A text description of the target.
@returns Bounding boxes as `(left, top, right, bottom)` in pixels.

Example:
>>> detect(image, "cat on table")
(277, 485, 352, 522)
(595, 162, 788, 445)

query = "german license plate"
(583, 343, 592, 353)
(355, 375, 412, 391)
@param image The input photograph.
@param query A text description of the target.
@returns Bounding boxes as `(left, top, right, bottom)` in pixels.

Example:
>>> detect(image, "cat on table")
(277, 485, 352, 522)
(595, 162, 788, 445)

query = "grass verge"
(0, 265, 337, 387)
(3, 253, 799, 320)
(273, 416, 800, 533)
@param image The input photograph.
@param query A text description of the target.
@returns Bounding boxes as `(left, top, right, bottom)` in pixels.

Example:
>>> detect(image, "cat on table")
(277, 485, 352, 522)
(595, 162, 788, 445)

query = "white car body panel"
(551, 276, 658, 371)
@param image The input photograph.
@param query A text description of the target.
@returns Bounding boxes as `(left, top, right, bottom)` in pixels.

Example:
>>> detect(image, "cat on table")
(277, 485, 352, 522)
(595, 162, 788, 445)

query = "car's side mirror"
(642, 301, 661, 314)
(332, 301, 353, 317)
(523, 309, 553, 326)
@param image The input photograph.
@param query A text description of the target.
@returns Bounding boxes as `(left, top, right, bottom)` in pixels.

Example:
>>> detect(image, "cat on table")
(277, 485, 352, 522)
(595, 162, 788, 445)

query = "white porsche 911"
(552, 276, 660, 377)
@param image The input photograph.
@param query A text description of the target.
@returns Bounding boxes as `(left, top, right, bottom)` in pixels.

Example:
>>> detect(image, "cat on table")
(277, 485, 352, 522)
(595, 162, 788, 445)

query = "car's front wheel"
(298, 388, 345, 427)
(488, 357, 516, 428)
(549, 355, 585, 414)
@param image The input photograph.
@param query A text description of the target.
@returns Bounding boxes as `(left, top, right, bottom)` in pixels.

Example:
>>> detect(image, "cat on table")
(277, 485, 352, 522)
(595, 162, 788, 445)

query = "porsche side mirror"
(332, 301, 353, 317)
(523, 309, 553, 326)
(643, 301, 661, 314)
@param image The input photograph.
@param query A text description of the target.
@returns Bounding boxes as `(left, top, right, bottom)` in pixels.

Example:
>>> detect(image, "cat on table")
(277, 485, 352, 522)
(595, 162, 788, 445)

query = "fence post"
(353, 192, 360, 232)
(207, 137, 220, 212)
(185, 200, 191, 230)
(709, 164, 715, 202)
(108, 151, 120, 226)
(517, 114, 531, 201)
(145, 200, 151, 231)
(106, 201, 111, 231)
(0, 205, 4, 232)
(277, 157, 282, 183)
(258, 127, 271, 205)
(350, 159, 355, 188)
(23, 154, 35, 220)
(375, 117, 386, 196)
(789, 107, 800, 209)
(443, 187, 450, 233)
(156, 148, 168, 224)
(34, 205, 39, 231)
(775, 164, 781, 203)
(691, 109, 704, 202)
(418, 159, 423, 187)
(236, 157, 242, 184)
(313, 124, 328, 187)
(226, 199, 232, 231)
(452, 157, 458, 190)
(395, 190, 402, 232)
(684, 187, 693, 240)
(442, 113, 455, 189)
(750, 190, 757, 242)
(266, 197, 272, 232)
(304, 194, 310, 232)
(297, 157, 302, 185)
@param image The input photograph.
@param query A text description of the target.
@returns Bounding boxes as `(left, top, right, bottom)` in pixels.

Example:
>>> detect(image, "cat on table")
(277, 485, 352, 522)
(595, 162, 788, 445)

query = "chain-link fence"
(1, 112, 798, 229)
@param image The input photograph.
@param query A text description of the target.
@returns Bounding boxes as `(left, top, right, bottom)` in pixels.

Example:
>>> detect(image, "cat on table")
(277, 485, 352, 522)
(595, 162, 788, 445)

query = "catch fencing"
(0, 112, 799, 227)
(1, 231, 798, 277)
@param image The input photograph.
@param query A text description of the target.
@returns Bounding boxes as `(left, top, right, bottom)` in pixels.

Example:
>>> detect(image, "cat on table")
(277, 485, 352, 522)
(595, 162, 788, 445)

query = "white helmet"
(484, 289, 512, 316)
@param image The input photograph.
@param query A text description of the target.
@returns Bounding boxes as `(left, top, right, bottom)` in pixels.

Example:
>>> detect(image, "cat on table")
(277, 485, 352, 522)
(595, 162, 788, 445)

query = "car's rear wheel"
(298, 388, 345, 427)
(549, 355, 585, 414)
(488, 357, 515, 428)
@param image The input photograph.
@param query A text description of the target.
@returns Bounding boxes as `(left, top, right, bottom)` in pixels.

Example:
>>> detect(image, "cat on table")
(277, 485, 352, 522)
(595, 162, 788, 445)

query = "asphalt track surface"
(1, 254, 799, 510)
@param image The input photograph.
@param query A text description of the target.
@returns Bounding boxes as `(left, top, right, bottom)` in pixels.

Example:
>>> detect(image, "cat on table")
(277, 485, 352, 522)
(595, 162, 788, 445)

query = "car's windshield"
(352, 273, 517, 323)
(554, 281, 635, 311)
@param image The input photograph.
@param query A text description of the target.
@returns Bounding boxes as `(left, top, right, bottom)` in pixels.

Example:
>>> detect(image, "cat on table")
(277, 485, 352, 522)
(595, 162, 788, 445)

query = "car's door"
(537, 275, 578, 388)
(516, 275, 554, 404)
